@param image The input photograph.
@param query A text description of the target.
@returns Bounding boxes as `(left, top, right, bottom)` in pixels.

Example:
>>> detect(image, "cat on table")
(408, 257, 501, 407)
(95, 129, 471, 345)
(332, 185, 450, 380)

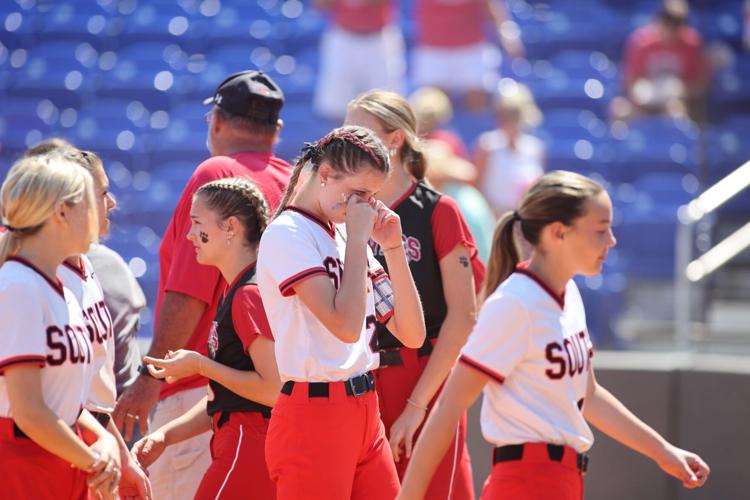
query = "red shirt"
(332, 0, 393, 33)
(624, 24, 708, 88)
(230, 283, 274, 353)
(156, 151, 291, 399)
(417, 0, 487, 48)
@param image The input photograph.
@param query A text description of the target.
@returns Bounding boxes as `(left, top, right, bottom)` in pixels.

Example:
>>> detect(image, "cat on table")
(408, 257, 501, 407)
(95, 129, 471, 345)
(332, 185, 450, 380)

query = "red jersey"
(417, 0, 486, 47)
(156, 151, 291, 399)
(332, 0, 393, 33)
(624, 23, 708, 88)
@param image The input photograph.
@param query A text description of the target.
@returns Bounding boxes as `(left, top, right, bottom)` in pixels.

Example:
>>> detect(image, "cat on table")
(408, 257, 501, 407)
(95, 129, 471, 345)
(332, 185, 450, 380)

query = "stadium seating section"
(1, 0, 748, 347)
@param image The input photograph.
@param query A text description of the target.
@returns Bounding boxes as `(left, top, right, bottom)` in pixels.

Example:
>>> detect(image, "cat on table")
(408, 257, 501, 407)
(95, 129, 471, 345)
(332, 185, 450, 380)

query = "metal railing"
(674, 160, 750, 346)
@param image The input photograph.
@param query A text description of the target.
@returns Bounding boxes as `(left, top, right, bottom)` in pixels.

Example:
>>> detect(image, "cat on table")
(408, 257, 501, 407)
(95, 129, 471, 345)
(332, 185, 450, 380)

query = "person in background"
(423, 140, 494, 262)
(611, 0, 710, 123)
(313, 0, 406, 120)
(413, 0, 524, 111)
(409, 86, 469, 159)
(474, 80, 545, 217)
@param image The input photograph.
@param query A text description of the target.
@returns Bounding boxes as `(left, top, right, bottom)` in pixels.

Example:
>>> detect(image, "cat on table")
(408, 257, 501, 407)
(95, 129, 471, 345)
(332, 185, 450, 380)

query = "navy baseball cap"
(203, 70, 284, 125)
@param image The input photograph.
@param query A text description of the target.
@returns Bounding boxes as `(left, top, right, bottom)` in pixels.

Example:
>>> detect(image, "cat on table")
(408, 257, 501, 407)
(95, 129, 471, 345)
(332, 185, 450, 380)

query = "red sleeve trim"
(0, 355, 46, 374)
(377, 309, 394, 324)
(459, 355, 505, 384)
(279, 267, 328, 297)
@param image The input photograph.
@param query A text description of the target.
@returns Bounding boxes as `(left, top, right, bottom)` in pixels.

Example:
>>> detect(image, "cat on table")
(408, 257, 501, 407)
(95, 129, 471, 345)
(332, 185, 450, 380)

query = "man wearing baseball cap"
(114, 70, 292, 500)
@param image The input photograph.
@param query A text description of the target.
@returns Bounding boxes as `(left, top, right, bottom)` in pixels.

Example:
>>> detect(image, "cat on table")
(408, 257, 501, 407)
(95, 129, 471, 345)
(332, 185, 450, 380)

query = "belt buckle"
(347, 374, 370, 397)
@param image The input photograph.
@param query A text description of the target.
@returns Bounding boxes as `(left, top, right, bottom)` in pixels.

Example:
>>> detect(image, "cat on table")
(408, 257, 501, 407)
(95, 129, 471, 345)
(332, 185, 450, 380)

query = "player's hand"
(131, 430, 167, 470)
(656, 444, 710, 488)
(118, 449, 153, 500)
(371, 200, 403, 251)
(345, 194, 378, 244)
(388, 403, 428, 463)
(87, 433, 121, 500)
(113, 375, 161, 441)
(143, 350, 203, 384)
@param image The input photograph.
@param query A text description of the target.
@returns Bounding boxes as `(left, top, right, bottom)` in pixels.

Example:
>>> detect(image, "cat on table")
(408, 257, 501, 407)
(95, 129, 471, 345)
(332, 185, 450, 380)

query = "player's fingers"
(404, 431, 414, 459)
(141, 356, 165, 366)
(137, 409, 149, 435)
(388, 431, 403, 462)
(690, 455, 710, 476)
(123, 412, 137, 441)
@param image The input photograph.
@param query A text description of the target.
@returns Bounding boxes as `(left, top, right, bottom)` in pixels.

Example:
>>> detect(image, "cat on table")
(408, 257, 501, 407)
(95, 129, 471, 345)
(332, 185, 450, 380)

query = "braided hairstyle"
(275, 126, 390, 217)
(194, 177, 269, 247)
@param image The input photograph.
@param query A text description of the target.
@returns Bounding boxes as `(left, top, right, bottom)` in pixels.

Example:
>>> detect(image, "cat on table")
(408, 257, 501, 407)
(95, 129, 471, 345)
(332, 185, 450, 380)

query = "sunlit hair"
(0, 154, 98, 266)
(348, 90, 427, 180)
(481, 171, 604, 302)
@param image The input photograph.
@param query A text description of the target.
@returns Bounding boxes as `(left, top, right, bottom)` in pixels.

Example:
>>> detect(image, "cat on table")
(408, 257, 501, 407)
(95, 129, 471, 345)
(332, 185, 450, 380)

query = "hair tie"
(300, 142, 322, 163)
(512, 211, 522, 222)
(1, 223, 16, 232)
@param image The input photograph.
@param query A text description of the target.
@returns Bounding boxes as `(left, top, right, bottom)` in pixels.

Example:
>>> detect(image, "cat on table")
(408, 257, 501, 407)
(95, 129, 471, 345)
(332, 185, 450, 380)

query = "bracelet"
(407, 398, 429, 412)
(138, 364, 161, 381)
(382, 244, 403, 253)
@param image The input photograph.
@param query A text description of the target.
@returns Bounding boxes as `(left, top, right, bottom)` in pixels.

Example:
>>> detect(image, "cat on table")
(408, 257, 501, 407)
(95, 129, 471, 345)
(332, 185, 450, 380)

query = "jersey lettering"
(370, 235, 422, 262)
(46, 326, 67, 366)
(83, 300, 113, 344)
(46, 325, 91, 365)
(544, 342, 565, 379)
(404, 236, 422, 262)
(366, 315, 378, 353)
(323, 257, 344, 290)
(546, 331, 590, 380)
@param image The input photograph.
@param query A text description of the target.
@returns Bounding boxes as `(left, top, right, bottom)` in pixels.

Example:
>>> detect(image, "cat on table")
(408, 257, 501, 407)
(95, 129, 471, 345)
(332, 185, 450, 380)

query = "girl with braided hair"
(257, 126, 426, 499)
(132, 177, 281, 500)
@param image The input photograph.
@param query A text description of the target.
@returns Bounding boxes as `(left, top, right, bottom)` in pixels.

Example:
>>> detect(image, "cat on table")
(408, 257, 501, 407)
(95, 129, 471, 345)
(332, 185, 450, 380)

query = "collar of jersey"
(515, 261, 566, 309)
(62, 255, 87, 280)
(389, 181, 419, 210)
(286, 206, 336, 239)
(225, 261, 257, 292)
(6, 255, 66, 299)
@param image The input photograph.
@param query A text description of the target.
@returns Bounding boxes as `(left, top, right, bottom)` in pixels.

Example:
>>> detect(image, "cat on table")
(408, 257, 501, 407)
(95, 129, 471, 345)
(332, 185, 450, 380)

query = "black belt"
(90, 410, 111, 428)
(281, 371, 376, 398)
(379, 341, 434, 368)
(210, 408, 272, 431)
(493, 444, 589, 473)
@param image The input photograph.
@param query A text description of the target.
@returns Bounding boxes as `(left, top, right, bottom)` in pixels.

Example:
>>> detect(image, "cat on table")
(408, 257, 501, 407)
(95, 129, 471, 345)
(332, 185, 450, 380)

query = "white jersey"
(478, 130, 545, 213)
(258, 207, 393, 382)
(0, 257, 94, 426)
(460, 266, 594, 453)
(59, 255, 116, 413)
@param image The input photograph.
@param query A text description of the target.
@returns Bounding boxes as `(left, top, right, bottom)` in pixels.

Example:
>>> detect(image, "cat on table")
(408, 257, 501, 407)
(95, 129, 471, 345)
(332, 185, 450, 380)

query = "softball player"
(257, 126, 426, 499)
(399, 171, 710, 499)
(0, 154, 121, 499)
(346, 90, 482, 499)
(55, 148, 152, 499)
(132, 178, 280, 500)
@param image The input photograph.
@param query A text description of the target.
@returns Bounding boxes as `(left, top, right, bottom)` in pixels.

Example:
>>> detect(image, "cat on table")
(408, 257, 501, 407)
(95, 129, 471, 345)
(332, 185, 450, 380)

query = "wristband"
(138, 364, 161, 381)
(407, 398, 429, 412)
